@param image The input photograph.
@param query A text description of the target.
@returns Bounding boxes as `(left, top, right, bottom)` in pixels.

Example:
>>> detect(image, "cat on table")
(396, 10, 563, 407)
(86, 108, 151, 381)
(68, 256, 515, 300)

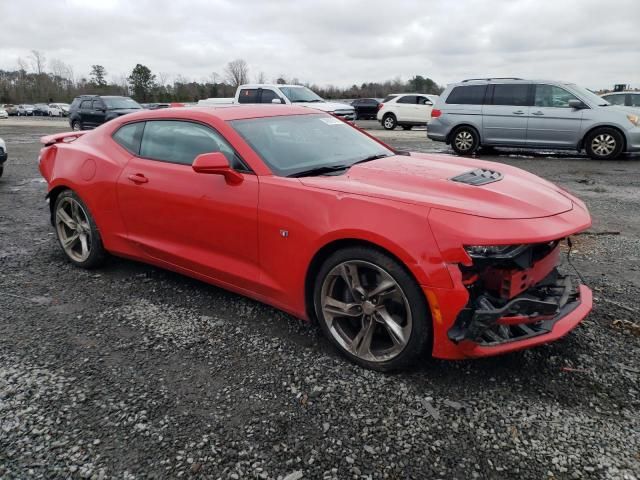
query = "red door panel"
(116, 157, 261, 290)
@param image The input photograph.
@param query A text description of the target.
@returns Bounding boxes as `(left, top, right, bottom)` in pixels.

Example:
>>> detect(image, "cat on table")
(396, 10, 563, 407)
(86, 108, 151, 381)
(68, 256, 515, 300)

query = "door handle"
(531, 111, 544, 116)
(513, 110, 525, 115)
(128, 173, 148, 184)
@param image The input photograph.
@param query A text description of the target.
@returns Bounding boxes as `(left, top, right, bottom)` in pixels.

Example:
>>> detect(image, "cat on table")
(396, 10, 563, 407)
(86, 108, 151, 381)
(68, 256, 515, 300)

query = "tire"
(585, 127, 624, 160)
(0, 166, 3, 178)
(451, 126, 480, 156)
(53, 190, 106, 269)
(382, 113, 397, 130)
(401, 125, 412, 131)
(313, 246, 431, 372)
(71, 120, 82, 131)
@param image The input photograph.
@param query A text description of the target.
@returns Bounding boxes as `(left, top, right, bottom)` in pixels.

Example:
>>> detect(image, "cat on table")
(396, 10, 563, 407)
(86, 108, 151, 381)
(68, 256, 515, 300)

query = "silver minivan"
(427, 78, 640, 160)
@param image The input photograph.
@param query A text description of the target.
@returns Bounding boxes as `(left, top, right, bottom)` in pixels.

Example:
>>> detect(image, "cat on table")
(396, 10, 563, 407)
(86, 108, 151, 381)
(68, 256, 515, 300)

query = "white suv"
(376, 93, 439, 130)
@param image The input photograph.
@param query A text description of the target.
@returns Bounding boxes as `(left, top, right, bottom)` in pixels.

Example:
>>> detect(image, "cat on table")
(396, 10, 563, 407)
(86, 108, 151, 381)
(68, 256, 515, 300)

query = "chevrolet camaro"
(38, 105, 593, 371)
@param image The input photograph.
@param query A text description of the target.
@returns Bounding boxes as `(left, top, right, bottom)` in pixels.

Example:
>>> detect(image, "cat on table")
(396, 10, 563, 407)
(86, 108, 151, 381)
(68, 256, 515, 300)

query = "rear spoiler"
(40, 131, 88, 147)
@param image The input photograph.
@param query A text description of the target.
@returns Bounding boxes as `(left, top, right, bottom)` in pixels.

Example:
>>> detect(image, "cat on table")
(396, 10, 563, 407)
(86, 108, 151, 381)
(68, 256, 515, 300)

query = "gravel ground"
(0, 120, 639, 479)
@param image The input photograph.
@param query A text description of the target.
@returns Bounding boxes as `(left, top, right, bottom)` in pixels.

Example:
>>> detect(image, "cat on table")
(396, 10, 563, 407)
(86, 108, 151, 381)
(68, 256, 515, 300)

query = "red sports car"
(38, 105, 593, 371)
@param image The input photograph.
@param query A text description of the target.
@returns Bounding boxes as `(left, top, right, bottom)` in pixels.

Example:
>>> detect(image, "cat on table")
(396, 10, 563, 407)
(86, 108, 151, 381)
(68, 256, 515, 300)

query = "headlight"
(464, 244, 528, 259)
(627, 114, 640, 127)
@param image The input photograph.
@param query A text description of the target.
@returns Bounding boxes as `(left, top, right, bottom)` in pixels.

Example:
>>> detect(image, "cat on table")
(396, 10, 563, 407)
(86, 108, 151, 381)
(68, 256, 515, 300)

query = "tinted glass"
(417, 96, 432, 105)
(140, 120, 239, 166)
(446, 85, 487, 105)
(382, 95, 397, 103)
(630, 94, 640, 107)
(260, 89, 281, 103)
(113, 122, 145, 154)
(492, 84, 530, 106)
(238, 89, 259, 104)
(91, 100, 105, 110)
(80, 100, 92, 109)
(534, 85, 578, 108)
(602, 94, 625, 106)
(397, 95, 417, 104)
(231, 113, 393, 177)
(103, 97, 141, 109)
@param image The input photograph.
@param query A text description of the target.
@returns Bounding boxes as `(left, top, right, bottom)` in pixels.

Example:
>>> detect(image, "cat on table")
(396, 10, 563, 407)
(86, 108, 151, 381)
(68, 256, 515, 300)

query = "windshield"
(279, 86, 325, 103)
(103, 97, 142, 110)
(231, 113, 394, 177)
(569, 84, 611, 106)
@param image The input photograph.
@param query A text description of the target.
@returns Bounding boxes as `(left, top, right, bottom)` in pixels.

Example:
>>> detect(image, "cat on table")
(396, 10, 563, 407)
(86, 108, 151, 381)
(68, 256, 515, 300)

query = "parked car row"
(427, 78, 640, 160)
(0, 103, 70, 117)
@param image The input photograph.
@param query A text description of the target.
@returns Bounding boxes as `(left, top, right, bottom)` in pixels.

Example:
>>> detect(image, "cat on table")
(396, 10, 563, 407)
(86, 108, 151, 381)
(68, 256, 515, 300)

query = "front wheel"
(585, 128, 624, 160)
(382, 114, 397, 130)
(53, 190, 106, 268)
(314, 246, 431, 371)
(451, 126, 480, 155)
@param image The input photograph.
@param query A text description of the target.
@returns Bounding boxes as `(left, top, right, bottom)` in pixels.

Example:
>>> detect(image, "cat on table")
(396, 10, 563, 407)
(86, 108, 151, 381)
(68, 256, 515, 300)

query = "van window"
(446, 85, 487, 105)
(491, 84, 530, 106)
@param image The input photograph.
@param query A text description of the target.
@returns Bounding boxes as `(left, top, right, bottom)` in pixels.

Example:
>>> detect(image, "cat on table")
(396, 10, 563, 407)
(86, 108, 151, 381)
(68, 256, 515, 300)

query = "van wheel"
(451, 126, 479, 155)
(382, 114, 397, 130)
(585, 128, 623, 160)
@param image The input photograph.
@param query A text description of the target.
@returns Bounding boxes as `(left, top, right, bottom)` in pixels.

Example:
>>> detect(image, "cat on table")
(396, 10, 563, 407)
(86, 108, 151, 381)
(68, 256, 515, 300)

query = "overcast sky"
(1, 0, 638, 90)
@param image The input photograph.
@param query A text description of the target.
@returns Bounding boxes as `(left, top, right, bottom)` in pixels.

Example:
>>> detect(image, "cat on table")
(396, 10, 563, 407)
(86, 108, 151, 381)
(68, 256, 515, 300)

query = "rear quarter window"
(382, 95, 398, 103)
(113, 122, 145, 155)
(446, 85, 487, 105)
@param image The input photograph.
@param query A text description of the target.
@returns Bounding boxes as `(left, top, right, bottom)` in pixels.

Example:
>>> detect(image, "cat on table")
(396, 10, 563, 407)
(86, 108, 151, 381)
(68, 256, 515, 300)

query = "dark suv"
(69, 95, 142, 130)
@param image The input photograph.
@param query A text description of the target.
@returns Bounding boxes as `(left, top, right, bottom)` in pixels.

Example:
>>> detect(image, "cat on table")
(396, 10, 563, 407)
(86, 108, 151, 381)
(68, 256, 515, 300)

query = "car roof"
(239, 84, 306, 89)
(118, 104, 319, 122)
(454, 78, 574, 86)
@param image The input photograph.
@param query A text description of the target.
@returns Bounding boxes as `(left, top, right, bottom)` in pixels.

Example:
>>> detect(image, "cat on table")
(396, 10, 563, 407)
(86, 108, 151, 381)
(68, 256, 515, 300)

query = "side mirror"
(192, 152, 243, 185)
(272, 98, 285, 104)
(568, 99, 586, 109)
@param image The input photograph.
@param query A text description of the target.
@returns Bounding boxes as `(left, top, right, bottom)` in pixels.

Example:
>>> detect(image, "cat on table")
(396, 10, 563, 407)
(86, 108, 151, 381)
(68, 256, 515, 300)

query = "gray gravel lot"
(0, 118, 639, 479)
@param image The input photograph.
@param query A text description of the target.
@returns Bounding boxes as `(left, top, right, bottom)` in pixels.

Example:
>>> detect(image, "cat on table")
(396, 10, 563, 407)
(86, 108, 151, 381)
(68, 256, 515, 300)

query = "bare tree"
(224, 59, 249, 88)
(29, 50, 46, 75)
(157, 71, 170, 88)
(256, 71, 266, 84)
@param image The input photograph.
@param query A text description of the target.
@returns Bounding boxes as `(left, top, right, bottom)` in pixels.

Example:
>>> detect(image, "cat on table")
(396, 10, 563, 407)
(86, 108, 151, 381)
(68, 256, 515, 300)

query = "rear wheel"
(314, 246, 431, 371)
(585, 128, 624, 160)
(53, 190, 106, 269)
(71, 120, 82, 131)
(451, 126, 480, 156)
(382, 113, 397, 130)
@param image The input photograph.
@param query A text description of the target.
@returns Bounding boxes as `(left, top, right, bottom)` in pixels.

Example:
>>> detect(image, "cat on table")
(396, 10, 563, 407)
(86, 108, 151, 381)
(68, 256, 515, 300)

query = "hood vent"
(450, 168, 503, 186)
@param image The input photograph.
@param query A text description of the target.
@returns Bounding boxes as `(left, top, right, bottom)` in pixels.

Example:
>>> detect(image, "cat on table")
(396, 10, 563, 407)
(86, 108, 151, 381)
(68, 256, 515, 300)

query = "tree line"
(0, 51, 443, 104)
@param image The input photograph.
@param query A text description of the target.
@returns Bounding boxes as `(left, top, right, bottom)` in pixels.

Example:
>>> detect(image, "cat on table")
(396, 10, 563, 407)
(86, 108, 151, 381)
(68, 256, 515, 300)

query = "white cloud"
(0, 0, 637, 90)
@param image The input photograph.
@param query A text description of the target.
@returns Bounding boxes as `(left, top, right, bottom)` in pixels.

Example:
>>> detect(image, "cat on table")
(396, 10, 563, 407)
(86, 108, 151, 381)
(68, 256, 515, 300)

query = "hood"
(301, 101, 354, 112)
(298, 153, 574, 219)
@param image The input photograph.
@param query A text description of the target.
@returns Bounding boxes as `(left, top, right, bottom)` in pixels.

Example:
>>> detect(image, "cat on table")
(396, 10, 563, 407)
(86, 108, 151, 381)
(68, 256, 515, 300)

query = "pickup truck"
(198, 84, 355, 121)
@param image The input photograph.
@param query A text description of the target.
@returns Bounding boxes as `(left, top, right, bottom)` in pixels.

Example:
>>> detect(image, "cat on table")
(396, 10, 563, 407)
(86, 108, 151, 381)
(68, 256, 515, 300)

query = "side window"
(91, 100, 105, 110)
(260, 89, 281, 104)
(113, 122, 145, 155)
(492, 84, 531, 106)
(446, 85, 487, 105)
(140, 120, 247, 169)
(603, 94, 625, 106)
(382, 95, 397, 103)
(417, 96, 432, 105)
(238, 89, 259, 104)
(397, 95, 417, 104)
(630, 94, 640, 107)
(534, 85, 578, 108)
(80, 100, 92, 109)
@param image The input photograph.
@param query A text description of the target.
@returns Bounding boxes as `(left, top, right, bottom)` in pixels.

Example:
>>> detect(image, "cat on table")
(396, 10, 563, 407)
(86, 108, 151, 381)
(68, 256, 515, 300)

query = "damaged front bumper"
(425, 242, 592, 359)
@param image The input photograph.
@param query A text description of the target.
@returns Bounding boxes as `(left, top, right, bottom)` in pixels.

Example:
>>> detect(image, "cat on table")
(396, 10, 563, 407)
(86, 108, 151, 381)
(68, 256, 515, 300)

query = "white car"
(48, 103, 70, 117)
(376, 93, 439, 130)
(0, 107, 8, 119)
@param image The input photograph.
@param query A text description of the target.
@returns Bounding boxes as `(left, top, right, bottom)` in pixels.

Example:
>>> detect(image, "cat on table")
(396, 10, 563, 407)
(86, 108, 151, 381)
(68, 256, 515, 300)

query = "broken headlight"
(464, 244, 528, 259)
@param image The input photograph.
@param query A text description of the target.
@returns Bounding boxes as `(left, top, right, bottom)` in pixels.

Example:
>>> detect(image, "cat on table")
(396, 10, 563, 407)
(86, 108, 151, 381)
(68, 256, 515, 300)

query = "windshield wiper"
(288, 164, 350, 178)
(350, 153, 393, 166)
